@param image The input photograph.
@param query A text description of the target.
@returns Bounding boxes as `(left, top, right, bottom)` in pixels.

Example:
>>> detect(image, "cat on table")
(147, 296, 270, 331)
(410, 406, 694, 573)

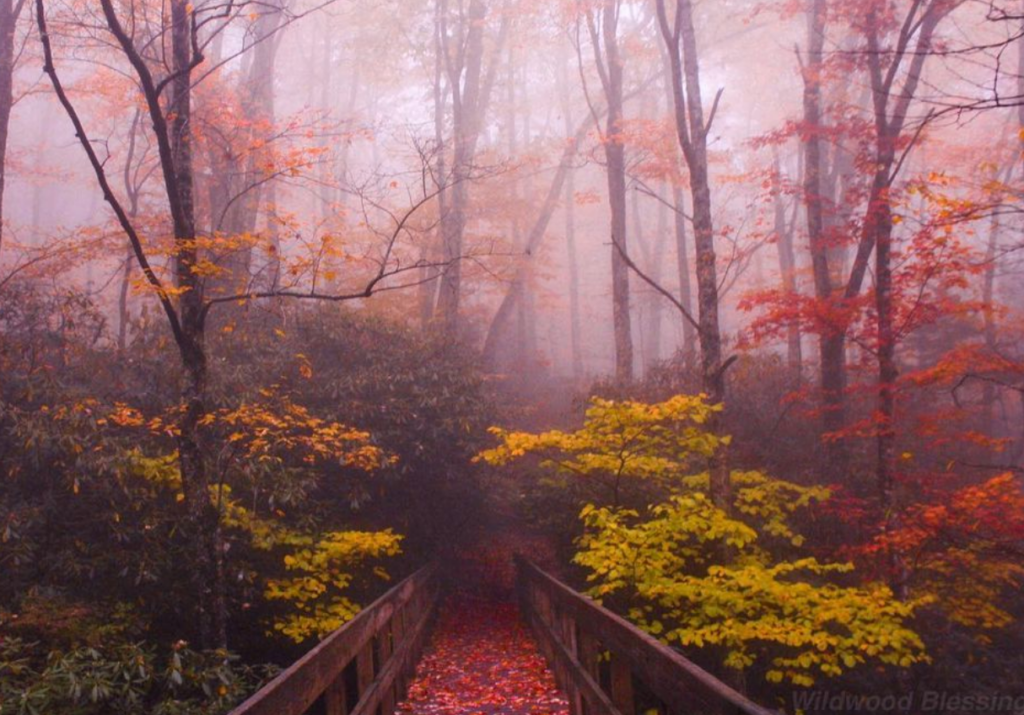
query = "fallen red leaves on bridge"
(397, 595, 568, 715)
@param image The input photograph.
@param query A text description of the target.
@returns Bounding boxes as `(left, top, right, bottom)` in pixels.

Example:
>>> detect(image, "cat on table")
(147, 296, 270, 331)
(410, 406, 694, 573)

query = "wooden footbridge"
(229, 557, 776, 715)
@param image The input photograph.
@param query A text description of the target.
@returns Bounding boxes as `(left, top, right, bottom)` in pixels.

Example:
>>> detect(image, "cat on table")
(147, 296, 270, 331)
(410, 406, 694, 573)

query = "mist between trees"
(1, 0, 1023, 713)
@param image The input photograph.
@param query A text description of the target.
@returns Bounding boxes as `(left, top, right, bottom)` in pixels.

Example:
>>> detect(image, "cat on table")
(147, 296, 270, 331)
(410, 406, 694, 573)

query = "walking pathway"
(397, 595, 569, 715)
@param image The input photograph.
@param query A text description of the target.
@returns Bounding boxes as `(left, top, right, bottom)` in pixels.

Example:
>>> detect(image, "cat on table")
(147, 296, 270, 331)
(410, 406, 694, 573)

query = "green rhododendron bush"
(0, 637, 271, 715)
(1, 293, 494, 710)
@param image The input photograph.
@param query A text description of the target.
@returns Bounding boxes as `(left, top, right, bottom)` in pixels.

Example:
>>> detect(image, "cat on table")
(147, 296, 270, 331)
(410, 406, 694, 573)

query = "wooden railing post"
(228, 564, 440, 715)
(392, 603, 407, 696)
(378, 618, 395, 715)
(513, 557, 775, 715)
(325, 672, 349, 715)
(356, 639, 375, 704)
(578, 632, 600, 682)
(536, 585, 556, 665)
(559, 610, 584, 715)
(609, 658, 635, 715)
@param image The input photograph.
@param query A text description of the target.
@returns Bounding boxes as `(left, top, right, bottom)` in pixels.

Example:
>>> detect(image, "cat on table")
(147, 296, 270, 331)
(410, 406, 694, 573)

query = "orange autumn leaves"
(104, 388, 393, 471)
(859, 473, 1024, 631)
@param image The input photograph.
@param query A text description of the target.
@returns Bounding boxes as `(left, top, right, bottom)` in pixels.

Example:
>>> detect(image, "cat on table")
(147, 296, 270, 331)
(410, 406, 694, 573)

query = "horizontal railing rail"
(515, 556, 775, 715)
(230, 563, 440, 715)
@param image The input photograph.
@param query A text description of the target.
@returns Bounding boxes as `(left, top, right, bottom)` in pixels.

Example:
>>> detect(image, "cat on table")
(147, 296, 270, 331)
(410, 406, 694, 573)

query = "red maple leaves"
(398, 596, 568, 715)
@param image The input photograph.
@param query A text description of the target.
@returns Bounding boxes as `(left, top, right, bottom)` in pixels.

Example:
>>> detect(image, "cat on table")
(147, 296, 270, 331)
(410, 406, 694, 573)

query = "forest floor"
(396, 593, 568, 715)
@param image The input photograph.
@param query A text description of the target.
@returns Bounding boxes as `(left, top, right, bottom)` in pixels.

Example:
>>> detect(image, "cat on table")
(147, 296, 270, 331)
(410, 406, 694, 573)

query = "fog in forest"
(4, 2, 1023, 379)
(2, 1, 1023, 713)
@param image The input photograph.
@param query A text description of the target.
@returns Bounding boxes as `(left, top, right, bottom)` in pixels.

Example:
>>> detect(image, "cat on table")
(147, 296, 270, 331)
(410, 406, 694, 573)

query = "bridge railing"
(515, 556, 776, 715)
(229, 563, 440, 715)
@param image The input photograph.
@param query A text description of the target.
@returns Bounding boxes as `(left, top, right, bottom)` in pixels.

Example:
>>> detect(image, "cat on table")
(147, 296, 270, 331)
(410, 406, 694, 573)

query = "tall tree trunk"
(335, 39, 362, 212)
(42, 0, 226, 649)
(118, 110, 144, 352)
(982, 205, 1000, 437)
(421, 2, 449, 328)
(680, 0, 727, 507)
(672, 183, 696, 355)
(632, 187, 648, 368)
(870, 158, 898, 536)
(117, 244, 133, 351)
(0, 0, 24, 254)
(505, 44, 537, 373)
(657, 19, 696, 358)
(801, 0, 848, 468)
(593, 0, 634, 382)
(167, 0, 223, 648)
(481, 118, 593, 368)
(559, 54, 584, 380)
(862, 2, 947, 600)
(318, 24, 334, 222)
(606, 118, 633, 382)
(632, 185, 666, 371)
(772, 151, 802, 385)
(224, 1, 284, 273)
(649, 188, 669, 366)
(1001, 23, 1024, 460)
(1001, 27, 1024, 450)
(565, 164, 584, 380)
(657, 0, 728, 508)
(864, 12, 900, 507)
(28, 110, 48, 238)
(436, 0, 488, 336)
(207, 1, 284, 297)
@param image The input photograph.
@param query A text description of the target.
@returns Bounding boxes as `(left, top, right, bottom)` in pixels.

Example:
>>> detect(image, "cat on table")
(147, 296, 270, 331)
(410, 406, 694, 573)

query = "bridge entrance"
(228, 559, 773, 715)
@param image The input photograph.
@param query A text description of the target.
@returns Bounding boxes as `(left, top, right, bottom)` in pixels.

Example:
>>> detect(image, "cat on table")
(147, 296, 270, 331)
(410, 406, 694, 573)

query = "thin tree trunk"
(560, 53, 584, 380)
(336, 39, 362, 211)
(42, 0, 230, 649)
(118, 244, 133, 351)
(657, 17, 696, 359)
(683, 1, 726, 507)
(28, 111, 48, 238)
(871, 160, 898, 537)
(982, 206, 1000, 437)
(632, 187, 648, 368)
(565, 165, 583, 379)
(863, 2, 947, 600)
(506, 43, 536, 372)
(481, 117, 593, 367)
(168, 0, 223, 648)
(596, 0, 635, 382)
(436, 0, 489, 335)
(632, 185, 666, 371)
(421, 1, 448, 328)
(672, 183, 696, 355)
(319, 25, 334, 222)
(772, 151, 802, 385)
(118, 110, 144, 352)
(865, 13, 900, 502)
(0, 0, 24, 254)
(801, 0, 849, 468)
(649, 188, 669, 366)
(657, 0, 728, 508)
(225, 1, 284, 267)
